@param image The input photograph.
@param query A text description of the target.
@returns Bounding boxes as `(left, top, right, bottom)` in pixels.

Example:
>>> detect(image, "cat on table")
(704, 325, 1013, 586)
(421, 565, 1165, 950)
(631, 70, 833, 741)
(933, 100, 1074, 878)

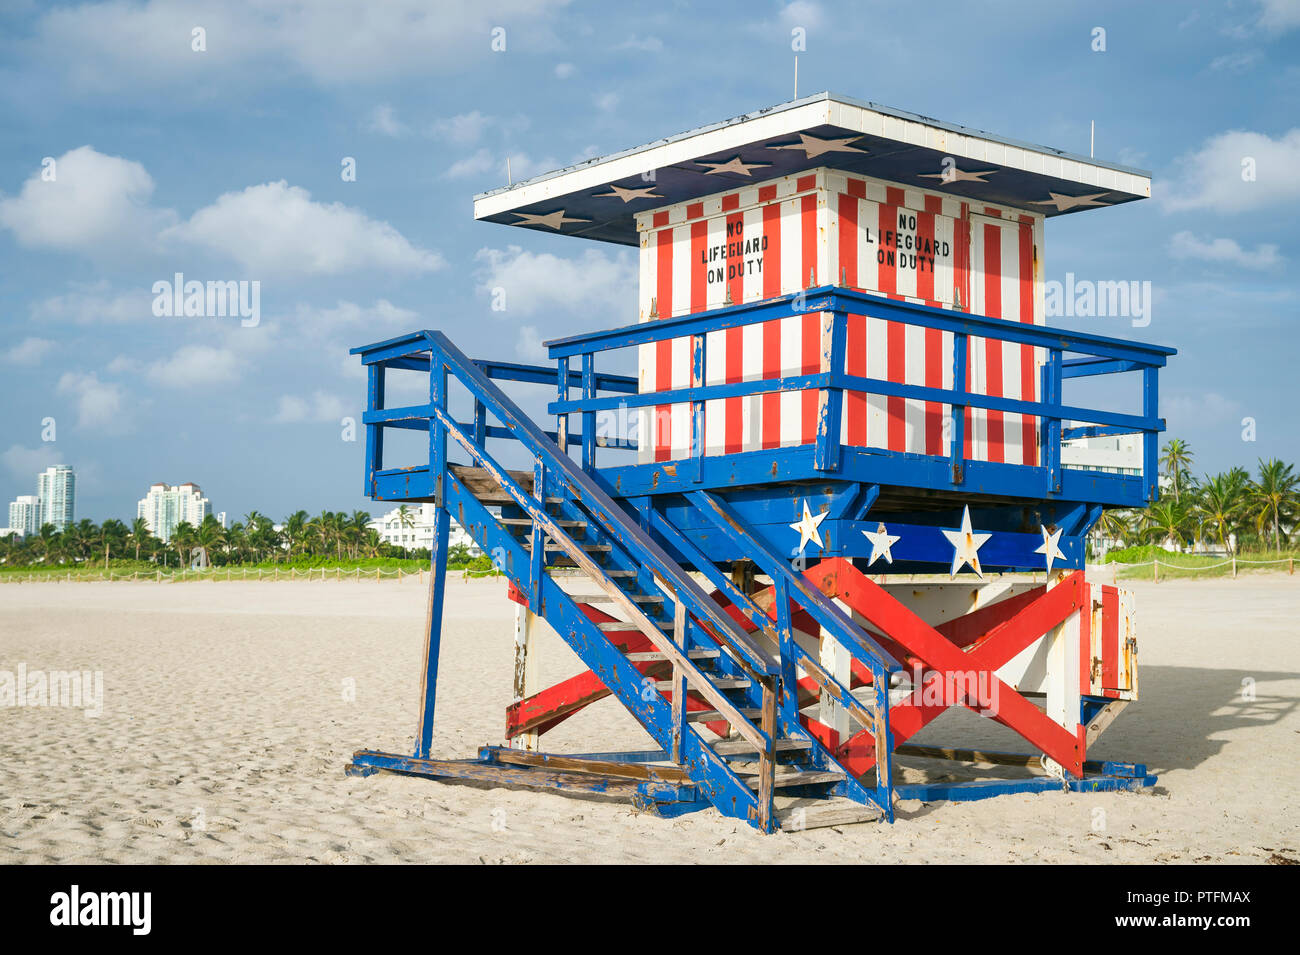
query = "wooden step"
(712, 737, 812, 756)
(571, 593, 663, 605)
(450, 465, 563, 505)
(686, 708, 761, 723)
(596, 621, 644, 632)
(744, 770, 843, 790)
(654, 677, 749, 691)
(524, 542, 612, 553)
(499, 517, 585, 528)
(775, 796, 883, 830)
(624, 649, 720, 662)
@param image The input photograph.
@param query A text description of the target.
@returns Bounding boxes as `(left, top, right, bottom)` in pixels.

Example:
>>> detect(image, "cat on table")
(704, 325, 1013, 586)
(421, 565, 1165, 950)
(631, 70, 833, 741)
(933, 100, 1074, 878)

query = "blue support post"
(415, 351, 451, 758)
(365, 362, 385, 496)
(1143, 365, 1159, 502)
(814, 311, 846, 472)
(773, 575, 799, 724)
(873, 666, 895, 823)
(950, 332, 967, 485)
(530, 456, 545, 609)
(473, 399, 486, 447)
(1043, 348, 1063, 494)
(555, 356, 569, 458)
(691, 333, 706, 482)
(581, 352, 596, 473)
(414, 505, 450, 759)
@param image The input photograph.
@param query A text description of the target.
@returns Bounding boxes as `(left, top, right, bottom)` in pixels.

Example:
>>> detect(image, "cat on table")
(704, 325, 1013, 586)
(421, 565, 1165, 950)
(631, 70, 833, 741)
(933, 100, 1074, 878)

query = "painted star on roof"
(1029, 191, 1111, 212)
(593, 184, 663, 203)
(696, 156, 771, 177)
(511, 209, 590, 229)
(767, 133, 868, 160)
(941, 506, 992, 579)
(918, 165, 996, 185)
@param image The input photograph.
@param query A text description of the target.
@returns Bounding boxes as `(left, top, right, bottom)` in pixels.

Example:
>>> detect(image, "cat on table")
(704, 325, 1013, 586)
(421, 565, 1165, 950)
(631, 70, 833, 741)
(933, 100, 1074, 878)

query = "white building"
(7, 495, 40, 537)
(36, 465, 75, 531)
(1060, 428, 1142, 476)
(367, 504, 480, 554)
(138, 482, 212, 543)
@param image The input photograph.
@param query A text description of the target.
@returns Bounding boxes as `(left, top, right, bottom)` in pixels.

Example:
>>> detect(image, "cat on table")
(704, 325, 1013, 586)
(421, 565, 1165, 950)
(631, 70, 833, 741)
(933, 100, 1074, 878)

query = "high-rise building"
(7, 495, 41, 536)
(36, 465, 75, 531)
(137, 482, 212, 543)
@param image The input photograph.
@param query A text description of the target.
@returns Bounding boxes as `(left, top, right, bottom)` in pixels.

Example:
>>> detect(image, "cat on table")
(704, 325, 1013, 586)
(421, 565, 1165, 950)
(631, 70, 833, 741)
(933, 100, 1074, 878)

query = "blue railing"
(545, 285, 1175, 503)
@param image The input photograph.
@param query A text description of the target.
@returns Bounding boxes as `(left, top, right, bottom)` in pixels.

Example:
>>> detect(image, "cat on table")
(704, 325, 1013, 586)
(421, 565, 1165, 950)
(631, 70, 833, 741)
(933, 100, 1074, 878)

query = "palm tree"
(1092, 508, 1132, 557)
(395, 505, 416, 555)
(34, 523, 57, 563)
(1160, 438, 1194, 503)
(99, 518, 127, 568)
(283, 510, 309, 559)
(1141, 499, 1191, 550)
(348, 511, 372, 559)
(360, 527, 383, 558)
(195, 515, 227, 565)
(127, 517, 152, 561)
(1249, 458, 1298, 553)
(172, 521, 196, 568)
(225, 522, 248, 562)
(1197, 471, 1247, 555)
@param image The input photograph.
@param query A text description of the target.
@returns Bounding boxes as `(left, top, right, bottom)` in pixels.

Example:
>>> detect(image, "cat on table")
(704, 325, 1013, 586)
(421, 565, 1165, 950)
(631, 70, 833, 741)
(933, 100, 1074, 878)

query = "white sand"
(1, 574, 1296, 864)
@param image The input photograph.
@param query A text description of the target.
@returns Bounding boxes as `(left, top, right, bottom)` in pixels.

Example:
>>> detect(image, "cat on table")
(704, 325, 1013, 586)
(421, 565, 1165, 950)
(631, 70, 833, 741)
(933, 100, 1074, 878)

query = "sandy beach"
(1, 574, 1296, 864)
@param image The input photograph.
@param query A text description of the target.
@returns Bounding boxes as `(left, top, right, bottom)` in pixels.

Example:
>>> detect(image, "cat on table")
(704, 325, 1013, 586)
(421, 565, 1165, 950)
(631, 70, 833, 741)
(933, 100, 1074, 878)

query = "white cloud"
(31, 283, 152, 324)
(1209, 49, 1262, 72)
(515, 325, 548, 362)
(146, 345, 241, 387)
(31, 0, 573, 91)
(779, 1, 825, 29)
(554, 62, 576, 79)
(164, 181, 444, 275)
(2, 337, 56, 364)
(504, 152, 561, 182)
(2, 444, 64, 483)
(1257, 0, 1300, 31)
(289, 298, 419, 333)
(475, 245, 636, 317)
(0, 146, 172, 252)
(594, 92, 620, 112)
(431, 110, 492, 144)
(1160, 128, 1300, 213)
(273, 391, 348, 424)
(444, 148, 498, 180)
(615, 35, 663, 52)
(1169, 231, 1283, 269)
(56, 371, 127, 430)
(367, 104, 408, 136)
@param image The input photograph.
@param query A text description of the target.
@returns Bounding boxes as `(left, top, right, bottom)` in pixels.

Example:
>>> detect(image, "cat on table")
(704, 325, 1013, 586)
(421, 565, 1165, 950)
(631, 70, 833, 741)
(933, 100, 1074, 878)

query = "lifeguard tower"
(345, 93, 1172, 831)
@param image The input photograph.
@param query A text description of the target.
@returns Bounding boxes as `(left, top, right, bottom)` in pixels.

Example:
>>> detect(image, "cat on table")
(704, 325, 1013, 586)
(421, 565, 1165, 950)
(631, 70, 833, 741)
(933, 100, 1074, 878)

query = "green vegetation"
(1090, 447, 1300, 578)
(0, 509, 494, 580)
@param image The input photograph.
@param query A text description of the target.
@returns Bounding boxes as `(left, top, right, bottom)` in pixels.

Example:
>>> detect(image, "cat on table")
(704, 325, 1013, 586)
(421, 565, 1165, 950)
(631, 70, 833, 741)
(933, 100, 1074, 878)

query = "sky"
(0, 0, 1297, 524)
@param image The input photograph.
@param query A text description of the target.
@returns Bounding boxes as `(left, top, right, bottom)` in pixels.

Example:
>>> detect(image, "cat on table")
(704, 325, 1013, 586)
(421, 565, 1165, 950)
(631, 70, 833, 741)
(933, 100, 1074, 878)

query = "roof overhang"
(473, 92, 1152, 247)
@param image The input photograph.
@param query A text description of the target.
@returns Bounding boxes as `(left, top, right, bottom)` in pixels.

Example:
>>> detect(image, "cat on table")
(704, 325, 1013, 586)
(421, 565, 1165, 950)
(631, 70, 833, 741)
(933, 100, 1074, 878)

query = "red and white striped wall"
(635, 168, 1045, 466)
(1082, 582, 1137, 700)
